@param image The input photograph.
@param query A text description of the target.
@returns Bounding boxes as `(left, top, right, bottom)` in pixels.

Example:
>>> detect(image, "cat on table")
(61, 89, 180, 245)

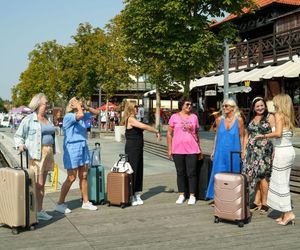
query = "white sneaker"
(55, 203, 72, 214)
(37, 210, 53, 221)
(82, 201, 98, 211)
(176, 195, 185, 204)
(131, 196, 138, 206)
(188, 196, 196, 205)
(135, 194, 144, 205)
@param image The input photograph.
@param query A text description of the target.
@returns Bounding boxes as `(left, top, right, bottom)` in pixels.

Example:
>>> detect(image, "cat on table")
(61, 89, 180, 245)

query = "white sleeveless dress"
(267, 129, 295, 212)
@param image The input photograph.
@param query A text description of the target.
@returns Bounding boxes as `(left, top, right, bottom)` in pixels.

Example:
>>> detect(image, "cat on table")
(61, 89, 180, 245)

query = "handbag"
(111, 154, 134, 174)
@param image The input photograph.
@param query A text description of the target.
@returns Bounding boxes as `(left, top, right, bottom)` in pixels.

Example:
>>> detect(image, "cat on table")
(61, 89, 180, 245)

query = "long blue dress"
(206, 117, 241, 200)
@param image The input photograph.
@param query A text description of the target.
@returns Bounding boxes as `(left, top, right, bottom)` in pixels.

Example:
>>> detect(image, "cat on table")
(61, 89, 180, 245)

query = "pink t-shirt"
(168, 113, 201, 154)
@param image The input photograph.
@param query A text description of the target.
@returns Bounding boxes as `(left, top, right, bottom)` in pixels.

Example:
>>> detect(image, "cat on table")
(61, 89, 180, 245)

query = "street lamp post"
(98, 86, 102, 130)
(223, 39, 229, 100)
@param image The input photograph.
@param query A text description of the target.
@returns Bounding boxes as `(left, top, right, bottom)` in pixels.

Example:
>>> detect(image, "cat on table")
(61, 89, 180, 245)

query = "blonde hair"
(66, 97, 79, 113)
(28, 93, 47, 111)
(123, 102, 136, 124)
(273, 94, 295, 132)
(221, 98, 240, 118)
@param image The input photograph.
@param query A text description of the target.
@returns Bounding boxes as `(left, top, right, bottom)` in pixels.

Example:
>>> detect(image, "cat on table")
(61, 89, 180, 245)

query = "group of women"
(14, 92, 296, 227)
(168, 94, 296, 226)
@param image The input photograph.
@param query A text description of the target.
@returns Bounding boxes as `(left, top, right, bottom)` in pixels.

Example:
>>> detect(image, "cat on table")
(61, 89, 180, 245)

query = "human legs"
(185, 154, 198, 194)
(57, 169, 77, 204)
(78, 165, 89, 203)
(125, 145, 144, 205)
(173, 154, 187, 195)
(36, 172, 48, 212)
(78, 165, 97, 210)
(185, 154, 198, 204)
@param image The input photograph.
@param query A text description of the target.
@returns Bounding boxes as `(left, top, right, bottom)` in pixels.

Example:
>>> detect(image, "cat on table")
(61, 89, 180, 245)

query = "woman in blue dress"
(55, 97, 98, 214)
(206, 99, 244, 201)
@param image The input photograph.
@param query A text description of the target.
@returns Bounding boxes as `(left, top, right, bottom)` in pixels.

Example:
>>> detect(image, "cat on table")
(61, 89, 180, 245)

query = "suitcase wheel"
(11, 227, 20, 235)
(107, 201, 111, 207)
(121, 204, 126, 209)
(29, 225, 36, 231)
(238, 221, 244, 228)
(214, 217, 220, 223)
(100, 200, 105, 205)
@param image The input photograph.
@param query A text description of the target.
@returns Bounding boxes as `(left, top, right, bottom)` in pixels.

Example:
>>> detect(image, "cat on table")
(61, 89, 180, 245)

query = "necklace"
(226, 115, 234, 122)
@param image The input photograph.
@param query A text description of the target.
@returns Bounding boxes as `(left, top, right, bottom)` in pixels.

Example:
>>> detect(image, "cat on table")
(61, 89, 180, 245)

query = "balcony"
(218, 26, 300, 71)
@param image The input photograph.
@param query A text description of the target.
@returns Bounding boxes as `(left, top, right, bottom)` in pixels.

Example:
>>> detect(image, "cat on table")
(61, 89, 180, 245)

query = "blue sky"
(0, 0, 124, 101)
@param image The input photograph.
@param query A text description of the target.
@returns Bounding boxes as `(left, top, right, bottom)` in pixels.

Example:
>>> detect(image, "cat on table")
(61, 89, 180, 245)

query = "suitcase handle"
(230, 151, 241, 173)
(119, 154, 128, 161)
(20, 150, 29, 169)
(95, 142, 100, 148)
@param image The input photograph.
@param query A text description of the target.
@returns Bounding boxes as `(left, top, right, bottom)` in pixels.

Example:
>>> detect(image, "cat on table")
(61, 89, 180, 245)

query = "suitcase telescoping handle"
(119, 153, 128, 162)
(20, 149, 29, 169)
(230, 151, 241, 174)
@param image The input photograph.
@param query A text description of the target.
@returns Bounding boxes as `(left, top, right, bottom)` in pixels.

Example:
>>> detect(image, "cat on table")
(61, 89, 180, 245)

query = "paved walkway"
(1, 128, 300, 249)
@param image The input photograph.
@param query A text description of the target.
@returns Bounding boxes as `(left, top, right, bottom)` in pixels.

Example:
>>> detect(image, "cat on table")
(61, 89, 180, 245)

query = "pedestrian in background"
(15, 93, 56, 221)
(242, 97, 274, 214)
(9, 116, 14, 133)
(167, 96, 201, 205)
(206, 99, 244, 202)
(54, 97, 98, 214)
(124, 102, 161, 206)
(138, 104, 144, 122)
(256, 94, 296, 226)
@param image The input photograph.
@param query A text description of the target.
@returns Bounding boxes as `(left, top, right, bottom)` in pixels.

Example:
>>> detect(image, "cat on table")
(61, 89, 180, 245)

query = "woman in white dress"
(256, 94, 296, 226)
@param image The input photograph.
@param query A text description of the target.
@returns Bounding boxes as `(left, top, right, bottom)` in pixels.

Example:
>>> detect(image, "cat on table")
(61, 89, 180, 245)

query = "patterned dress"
(242, 116, 273, 193)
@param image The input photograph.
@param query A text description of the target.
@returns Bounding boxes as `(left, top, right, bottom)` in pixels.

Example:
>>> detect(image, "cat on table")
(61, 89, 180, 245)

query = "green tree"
(120, 0, 256, 95)
(12, 40, 64, 106)
(0, 98, 8, 113)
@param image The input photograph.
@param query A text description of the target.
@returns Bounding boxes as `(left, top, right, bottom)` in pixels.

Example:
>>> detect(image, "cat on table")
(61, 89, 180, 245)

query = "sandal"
(260, 205, 269, 214)
(250, 203, 261, 212)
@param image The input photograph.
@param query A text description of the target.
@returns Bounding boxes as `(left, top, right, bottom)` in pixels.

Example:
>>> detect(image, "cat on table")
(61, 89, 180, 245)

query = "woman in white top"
(256, 94, 296, 226)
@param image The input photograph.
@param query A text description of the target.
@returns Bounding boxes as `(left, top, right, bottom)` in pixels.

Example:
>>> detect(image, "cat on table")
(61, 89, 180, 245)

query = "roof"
(211, 0, 300, 27)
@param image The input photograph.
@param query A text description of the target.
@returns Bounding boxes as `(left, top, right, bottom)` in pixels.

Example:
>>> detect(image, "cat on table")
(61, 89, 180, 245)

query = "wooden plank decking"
(1, 172, 300, 250)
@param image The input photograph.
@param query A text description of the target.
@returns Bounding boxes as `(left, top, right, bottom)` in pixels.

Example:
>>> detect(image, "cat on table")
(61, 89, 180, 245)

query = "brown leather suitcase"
(106, 172, 131, 208)
(0, 151, 38, 234)
(214, 151, 250, 227)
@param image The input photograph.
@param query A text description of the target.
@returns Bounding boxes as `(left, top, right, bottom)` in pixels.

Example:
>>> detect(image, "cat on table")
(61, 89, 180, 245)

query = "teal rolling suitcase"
(88, 165, 105, 205)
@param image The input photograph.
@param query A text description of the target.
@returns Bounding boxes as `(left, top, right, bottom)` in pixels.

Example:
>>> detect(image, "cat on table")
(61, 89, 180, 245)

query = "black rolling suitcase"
(196, 155, 212, 200)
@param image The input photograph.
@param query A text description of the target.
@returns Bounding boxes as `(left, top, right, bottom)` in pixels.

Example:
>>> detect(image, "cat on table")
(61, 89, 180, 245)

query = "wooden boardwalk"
(1, 172, 300, 250)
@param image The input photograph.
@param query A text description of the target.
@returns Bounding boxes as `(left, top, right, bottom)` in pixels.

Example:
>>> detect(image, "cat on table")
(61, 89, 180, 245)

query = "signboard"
(205, 90, 217, 96)
(244, 80, 250, 87)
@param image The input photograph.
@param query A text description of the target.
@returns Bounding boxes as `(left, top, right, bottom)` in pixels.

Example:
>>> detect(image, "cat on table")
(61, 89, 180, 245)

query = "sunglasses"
(222, 104, 231, 108)
(185, 103, 192, 107)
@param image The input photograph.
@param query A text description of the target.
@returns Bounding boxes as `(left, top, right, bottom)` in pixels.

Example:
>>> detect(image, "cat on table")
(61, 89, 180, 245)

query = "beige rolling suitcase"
(0, 151, 38, 234)
(214, 151, 251, 227)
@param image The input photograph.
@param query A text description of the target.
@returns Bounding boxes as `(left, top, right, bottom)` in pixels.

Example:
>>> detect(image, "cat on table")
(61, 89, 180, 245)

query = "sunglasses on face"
(185, 103, 192, 107)
(222, 104, 231, 108)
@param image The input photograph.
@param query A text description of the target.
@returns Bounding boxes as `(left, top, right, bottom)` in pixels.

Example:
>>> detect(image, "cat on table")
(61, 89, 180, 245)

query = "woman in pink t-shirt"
(167, 96, 201, 205)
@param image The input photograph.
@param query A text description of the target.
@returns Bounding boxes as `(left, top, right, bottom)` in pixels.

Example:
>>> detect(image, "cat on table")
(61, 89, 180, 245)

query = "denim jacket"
(14, 112, 57, 160)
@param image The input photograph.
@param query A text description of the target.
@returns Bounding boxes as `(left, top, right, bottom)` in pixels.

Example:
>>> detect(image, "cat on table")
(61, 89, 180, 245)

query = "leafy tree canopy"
(120, 0, 256, 94)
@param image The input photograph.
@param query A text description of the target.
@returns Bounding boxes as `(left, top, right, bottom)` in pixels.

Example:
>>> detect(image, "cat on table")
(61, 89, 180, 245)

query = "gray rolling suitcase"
(0, 151, 38, 234)
(214, 151, 250, 227)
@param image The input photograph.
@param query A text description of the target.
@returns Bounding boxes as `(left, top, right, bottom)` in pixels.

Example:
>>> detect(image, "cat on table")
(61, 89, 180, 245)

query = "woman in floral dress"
(242, 97, 275, 214)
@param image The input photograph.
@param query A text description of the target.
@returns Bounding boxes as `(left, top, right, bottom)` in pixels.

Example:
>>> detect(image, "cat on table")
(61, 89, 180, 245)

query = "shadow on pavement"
(141, 185, 167, 200)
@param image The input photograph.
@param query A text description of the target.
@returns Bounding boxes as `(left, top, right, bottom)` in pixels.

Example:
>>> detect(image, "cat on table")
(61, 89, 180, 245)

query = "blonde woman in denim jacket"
(15, 93, 56, 221)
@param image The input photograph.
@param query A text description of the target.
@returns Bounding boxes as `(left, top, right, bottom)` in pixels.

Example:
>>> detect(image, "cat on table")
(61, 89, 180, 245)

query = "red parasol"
(97, 102, 117, 111)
